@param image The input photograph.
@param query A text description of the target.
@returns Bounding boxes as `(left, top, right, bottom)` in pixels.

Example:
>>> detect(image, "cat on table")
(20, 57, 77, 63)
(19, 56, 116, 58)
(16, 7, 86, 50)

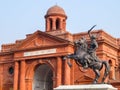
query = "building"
(0, 5, 120, 90)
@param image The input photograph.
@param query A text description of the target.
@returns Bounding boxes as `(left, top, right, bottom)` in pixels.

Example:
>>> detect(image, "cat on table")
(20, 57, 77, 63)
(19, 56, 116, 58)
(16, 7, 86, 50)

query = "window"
(8, 67, 14, 75)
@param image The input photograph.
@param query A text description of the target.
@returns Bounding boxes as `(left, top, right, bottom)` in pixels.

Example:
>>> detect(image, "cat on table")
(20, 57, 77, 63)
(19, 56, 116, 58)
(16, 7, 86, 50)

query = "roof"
(46, 5, 66, 16)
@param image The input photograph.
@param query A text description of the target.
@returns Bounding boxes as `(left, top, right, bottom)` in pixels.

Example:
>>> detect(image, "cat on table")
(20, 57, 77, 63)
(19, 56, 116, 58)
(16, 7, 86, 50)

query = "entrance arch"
(32, 64, 53, 90)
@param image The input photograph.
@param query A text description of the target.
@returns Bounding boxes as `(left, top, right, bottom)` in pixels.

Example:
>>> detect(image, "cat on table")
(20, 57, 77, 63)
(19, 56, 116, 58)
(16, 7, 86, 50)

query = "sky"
(0, 0, 120, 49)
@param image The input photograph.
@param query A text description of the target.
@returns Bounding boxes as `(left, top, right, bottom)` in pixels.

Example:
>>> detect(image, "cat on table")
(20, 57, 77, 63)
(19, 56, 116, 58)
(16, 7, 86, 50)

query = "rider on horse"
(88, 29, 99, 62)
(64, 25, 110, 84)
(78, 25, 99, 68)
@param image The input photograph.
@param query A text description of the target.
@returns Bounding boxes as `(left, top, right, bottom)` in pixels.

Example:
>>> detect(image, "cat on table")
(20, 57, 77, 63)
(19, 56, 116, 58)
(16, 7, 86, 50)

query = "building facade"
(0, 5, 120, 90)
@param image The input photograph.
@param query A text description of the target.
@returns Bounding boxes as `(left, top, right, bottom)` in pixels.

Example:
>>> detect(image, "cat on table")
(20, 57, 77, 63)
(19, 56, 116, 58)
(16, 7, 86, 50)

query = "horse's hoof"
(101, 82, 105, 84)
(92, 81, 97, 84)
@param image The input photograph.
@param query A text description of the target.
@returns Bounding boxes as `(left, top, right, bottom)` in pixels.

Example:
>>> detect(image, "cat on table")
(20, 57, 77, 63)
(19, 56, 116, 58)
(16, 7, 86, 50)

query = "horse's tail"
(102, 61, 110, 83)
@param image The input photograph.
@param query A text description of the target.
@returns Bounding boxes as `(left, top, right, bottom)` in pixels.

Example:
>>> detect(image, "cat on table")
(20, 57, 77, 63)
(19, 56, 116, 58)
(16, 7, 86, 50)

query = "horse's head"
(74, 40, 85, 48)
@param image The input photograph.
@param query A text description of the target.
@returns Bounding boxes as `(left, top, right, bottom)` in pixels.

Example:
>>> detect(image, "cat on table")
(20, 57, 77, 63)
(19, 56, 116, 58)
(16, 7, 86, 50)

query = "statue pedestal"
(54, 84, 117, 90)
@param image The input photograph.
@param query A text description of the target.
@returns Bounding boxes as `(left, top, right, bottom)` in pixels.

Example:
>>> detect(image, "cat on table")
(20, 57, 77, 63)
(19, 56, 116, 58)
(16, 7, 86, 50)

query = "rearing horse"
(64, 40, 110, 84)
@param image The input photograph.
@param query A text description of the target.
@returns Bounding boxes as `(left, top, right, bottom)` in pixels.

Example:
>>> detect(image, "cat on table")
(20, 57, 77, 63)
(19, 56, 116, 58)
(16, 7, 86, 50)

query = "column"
(70, 60, 74, 84)
(59, 19, 62, 30)
(64, 59, 71, 85)
(46, 19, 50, 31)
(56, 57, 62, 87)
(52, 19, 56, 30)
(13, 61, 19, 90)
(20, 60, 26, 90)
(110, 65, 115, 80)
(63, 19, 66, 31)
(26, 79, 32, 90)
(0, 64, 3, 90)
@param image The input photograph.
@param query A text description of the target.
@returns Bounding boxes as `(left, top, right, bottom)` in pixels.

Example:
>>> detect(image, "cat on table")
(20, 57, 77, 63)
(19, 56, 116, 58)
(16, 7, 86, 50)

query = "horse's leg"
(63, 54, 73, 59)
(63, 54, 75, 67)
(67, 58, 72, 67)
(101, 61, 110, 83)
(93, 69, 100, 84)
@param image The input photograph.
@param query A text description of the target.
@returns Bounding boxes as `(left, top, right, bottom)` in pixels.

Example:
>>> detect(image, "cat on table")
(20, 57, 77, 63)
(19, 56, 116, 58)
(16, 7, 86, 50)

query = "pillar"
(0, 64, 3, 90)
(110, 65, 115, 80)
(59, 19, 62, 30)
(20, 60, 26, 90)
(56, 57, 62, 87)
(52, 19, 56, 30)
(26, 79, 32, 90)
(46, 18, 50, 32)
(64, 59, 70, 85)
(63, 19, 66, 31)
(13, 61, 19, 90)
(70, 60, 74, 84)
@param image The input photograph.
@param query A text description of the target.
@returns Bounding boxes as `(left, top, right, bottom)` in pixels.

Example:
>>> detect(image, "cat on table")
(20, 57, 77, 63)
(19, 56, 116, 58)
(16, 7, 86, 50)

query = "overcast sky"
(0, 0, 120, 49)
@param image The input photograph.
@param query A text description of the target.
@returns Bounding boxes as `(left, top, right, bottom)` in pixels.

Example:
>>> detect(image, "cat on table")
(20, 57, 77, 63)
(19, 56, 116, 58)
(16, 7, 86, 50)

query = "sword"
(88, 25, 97, 33)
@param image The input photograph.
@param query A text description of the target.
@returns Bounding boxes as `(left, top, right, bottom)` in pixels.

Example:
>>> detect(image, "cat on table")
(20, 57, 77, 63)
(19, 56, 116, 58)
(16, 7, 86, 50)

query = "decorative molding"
(24, 48, 56, 57)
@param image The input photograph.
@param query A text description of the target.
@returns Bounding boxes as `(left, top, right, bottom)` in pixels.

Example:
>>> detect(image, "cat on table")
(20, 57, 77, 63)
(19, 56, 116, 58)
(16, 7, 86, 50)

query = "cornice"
(11, 42, 73, 52)
(0, 60, 14, 64)
(0, 51, 13, 56)
(98, 39, 119, 50)
(44, 14, 67, 19)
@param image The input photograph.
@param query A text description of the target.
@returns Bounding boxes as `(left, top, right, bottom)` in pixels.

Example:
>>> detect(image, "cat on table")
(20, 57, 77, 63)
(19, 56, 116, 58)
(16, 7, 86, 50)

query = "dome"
(46, 5, 66, 16)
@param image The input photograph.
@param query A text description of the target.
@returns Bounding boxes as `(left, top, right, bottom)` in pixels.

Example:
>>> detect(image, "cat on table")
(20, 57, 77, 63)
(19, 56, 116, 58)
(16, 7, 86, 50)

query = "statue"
(64, 25, 110, 84)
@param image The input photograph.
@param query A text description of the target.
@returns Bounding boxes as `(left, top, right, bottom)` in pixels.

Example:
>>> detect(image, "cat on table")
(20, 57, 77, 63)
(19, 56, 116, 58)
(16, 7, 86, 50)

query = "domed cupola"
(45, 5, 67, 32)
(46, 5, 66, 16)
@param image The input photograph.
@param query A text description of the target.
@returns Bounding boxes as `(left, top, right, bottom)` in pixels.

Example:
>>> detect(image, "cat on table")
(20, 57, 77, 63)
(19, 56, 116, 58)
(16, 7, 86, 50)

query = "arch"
(25, 60, 55, 81)
(33, 64, 53, 90)
(25, 60, 55, 90)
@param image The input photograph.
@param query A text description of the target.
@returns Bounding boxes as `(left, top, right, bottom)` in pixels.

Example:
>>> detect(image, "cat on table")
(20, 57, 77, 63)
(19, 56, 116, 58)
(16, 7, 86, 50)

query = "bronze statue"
(64, 25, 110, 84)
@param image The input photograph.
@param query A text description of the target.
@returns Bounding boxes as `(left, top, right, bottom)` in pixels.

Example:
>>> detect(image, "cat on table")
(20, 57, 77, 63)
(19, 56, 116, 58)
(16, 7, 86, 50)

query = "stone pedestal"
(54, 84, 117, 90)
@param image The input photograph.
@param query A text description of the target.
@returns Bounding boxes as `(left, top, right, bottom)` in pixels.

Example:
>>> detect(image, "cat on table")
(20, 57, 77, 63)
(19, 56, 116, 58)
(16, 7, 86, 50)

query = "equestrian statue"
(64, 25, 110, 84)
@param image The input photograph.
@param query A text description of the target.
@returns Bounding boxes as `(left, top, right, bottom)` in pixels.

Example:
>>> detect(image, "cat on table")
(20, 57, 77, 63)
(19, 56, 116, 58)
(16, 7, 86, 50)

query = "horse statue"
(64, 25, 110, 84)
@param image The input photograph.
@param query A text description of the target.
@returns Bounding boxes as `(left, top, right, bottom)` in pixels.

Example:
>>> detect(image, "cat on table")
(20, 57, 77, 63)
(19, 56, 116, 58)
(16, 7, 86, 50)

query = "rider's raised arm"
(88, 25, 97, 40)
(88, 30, 92, 40)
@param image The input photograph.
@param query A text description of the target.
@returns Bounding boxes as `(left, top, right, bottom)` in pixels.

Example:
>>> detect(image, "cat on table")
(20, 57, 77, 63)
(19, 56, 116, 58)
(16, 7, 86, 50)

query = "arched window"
(56, 18, 60, 30)
(109, 60, 112, 66)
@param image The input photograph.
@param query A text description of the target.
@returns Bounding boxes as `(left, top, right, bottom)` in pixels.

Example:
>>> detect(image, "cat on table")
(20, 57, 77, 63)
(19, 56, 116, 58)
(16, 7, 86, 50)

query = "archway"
(32, 64, 53, 90)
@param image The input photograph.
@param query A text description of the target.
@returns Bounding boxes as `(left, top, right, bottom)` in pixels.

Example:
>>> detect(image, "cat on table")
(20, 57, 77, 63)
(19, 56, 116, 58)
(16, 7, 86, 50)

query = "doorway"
(33, 64, 53, 90)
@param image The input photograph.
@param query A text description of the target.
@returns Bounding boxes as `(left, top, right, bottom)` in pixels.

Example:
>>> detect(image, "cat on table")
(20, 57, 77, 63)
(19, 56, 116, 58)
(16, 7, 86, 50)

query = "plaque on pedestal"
(54, 84, 117, 90)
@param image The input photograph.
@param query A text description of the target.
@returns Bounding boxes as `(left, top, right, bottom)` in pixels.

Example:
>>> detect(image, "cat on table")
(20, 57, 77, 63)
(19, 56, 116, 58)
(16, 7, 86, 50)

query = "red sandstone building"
(0, 5, 120, 90)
